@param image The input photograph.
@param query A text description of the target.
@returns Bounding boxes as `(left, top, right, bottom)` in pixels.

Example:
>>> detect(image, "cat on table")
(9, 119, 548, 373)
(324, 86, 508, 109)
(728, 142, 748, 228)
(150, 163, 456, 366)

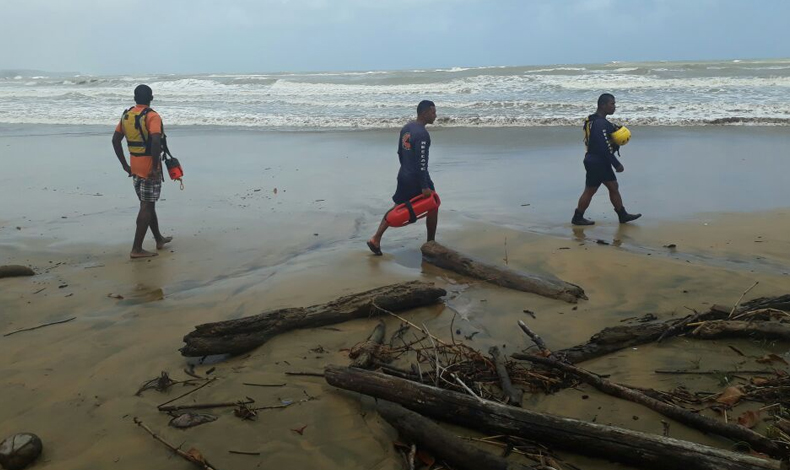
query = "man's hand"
(122, 164, 132, 176)
(615, 164, 624, 173)
(421, 188, 433, 198)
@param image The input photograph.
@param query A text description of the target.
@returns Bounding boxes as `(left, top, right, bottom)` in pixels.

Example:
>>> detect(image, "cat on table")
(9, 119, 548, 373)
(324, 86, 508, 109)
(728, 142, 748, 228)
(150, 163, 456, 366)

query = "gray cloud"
(1, 0, 787, 74)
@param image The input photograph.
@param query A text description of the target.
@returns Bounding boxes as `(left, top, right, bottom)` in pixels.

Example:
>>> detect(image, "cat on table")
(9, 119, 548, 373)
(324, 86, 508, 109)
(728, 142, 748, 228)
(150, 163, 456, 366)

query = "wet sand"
(1, 125, 789, 469)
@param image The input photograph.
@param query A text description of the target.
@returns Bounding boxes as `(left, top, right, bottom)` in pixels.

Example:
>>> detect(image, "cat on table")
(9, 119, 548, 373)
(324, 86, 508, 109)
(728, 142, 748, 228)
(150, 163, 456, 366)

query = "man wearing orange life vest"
(111, 85, 172, 258)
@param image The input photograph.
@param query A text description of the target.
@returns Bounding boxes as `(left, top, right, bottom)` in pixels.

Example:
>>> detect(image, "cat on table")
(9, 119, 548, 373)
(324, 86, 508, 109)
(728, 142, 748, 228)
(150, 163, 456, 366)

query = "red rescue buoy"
(165, 156, 184, 181)
(385, 191, 441, 228)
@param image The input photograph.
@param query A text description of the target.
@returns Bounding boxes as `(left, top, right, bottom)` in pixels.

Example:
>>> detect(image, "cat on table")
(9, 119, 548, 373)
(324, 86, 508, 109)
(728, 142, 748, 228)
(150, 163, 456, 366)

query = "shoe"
(572, 210, 595, 226)
(366, 240, 383, 256)
(616, 207, 642, 224)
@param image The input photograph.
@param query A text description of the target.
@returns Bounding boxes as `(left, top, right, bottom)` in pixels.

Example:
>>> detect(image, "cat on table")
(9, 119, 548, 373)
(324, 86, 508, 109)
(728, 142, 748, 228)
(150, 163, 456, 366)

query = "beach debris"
(168, 413, 218, 429)
(273, 188, 277, 194)
(156, 377, 217, 409)
(291, 425, 308, 435)
(0, 433, 43, 470)
(327, 366, 783, 469)
(756, 354, 788, 366)
(233, 403, 258, 421)
(737, 410, 761, 429)
(133, 418, 218, 470)
(716, 386, 746, 406)
(228, 450, 260, 456)
(421, 241, 586, 303)
(180, 281, 446, 357)
(3, 317, 76, 337)
(136, 371, 177, 396)
(596, 239, 609, 245)
(242, 382, 285, 388)
(107, 293, 124, 300)
(663, 244, 677, 249)
(349, 321, 387, 369)
(159, 398, 254, 413)
(0, 265, 34, 279)
(522, 309, 536, 319)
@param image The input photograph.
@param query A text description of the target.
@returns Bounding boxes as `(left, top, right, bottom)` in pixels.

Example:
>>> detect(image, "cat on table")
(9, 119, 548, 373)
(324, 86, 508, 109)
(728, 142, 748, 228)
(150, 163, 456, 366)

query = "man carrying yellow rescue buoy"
(111, 85, 172, 258)
(572, 93, 641, 226)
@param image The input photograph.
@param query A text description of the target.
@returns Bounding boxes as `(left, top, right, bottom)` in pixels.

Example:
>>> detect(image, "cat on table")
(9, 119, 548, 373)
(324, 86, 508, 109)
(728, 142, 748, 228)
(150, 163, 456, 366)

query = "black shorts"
(392, 178, 435, 204)
(584, 161, 616, 188)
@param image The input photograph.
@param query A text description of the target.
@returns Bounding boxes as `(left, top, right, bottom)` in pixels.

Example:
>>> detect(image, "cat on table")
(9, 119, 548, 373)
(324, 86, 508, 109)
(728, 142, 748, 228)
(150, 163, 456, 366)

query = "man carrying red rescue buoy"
(367, 100, 438, 255)
(111, 85, 173, 258)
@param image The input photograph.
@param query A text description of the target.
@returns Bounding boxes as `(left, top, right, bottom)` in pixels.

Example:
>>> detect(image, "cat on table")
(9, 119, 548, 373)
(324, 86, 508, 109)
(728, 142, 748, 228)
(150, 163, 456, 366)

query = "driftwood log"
(420, 241, 586, 303)
(691, 320, 790, 340)
(511, 353, 783, 457)
(377, 400, 532, 470)
(325, 365, 781, 470)
(555, 305, 730, 364)
(350, 320, 387, 368)
(555, 295, 790, 364)
(0, 265, 34, 279)
(181, 281, 446, 357)
(489, 346, 523, 406)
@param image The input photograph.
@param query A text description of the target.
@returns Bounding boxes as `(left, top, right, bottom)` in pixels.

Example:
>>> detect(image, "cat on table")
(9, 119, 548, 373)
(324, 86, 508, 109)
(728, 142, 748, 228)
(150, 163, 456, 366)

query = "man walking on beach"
(367, 100, 438, 255)
(111, 84, 172, 258)
(572, 93, 641, 226)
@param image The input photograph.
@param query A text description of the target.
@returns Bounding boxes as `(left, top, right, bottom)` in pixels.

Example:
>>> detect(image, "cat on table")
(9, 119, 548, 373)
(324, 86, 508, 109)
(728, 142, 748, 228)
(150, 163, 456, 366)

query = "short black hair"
(134, 84, 153, 105)
(597, 93, 615, 108)
(417, 100, 435, 116)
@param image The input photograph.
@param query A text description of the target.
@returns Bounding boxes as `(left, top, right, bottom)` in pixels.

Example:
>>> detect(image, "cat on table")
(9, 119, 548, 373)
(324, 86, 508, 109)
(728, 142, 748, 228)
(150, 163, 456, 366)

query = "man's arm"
(149, 133, 162, 179)
(595, 121, 622, 170)
(417, 135, 432, 196)
(112, 131, 131, 175)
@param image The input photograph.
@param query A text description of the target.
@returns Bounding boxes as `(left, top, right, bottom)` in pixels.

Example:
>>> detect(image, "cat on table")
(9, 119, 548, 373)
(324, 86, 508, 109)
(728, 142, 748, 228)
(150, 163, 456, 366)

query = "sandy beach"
(1, 125, 789, 469)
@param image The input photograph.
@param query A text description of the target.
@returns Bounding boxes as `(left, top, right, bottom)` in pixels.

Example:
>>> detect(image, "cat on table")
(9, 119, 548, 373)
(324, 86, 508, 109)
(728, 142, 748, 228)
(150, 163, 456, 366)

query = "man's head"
(597, 93, 616, 116)
(134, 84, 154, 105)
(417, 100, 436, 124)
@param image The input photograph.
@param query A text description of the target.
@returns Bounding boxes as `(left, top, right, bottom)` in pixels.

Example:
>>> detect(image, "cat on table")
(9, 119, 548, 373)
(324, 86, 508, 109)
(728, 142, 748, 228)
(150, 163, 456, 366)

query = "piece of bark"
(351, 320, 386, 368)
(512, 354, 782, 457)
(556, 306, 730, 364)
(489, 346, 523, 406)
(691, 321, 790, 341)
(0, 265, 34, 279)
(181, 281, 446, 356)
(325, 365, 781, 470)
(377, 400, 531, 470)
(420, 241, 586, 303)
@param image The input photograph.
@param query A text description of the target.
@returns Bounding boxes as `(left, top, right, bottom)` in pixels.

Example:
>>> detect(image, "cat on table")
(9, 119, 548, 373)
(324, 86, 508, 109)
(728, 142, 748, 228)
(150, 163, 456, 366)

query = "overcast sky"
(2, 0, 788, 75)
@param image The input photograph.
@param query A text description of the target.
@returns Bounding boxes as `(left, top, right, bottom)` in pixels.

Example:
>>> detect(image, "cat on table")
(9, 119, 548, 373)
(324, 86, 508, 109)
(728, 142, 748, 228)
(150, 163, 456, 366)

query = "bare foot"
(130, 249, 159, 259)
(156, 236, 173, 250)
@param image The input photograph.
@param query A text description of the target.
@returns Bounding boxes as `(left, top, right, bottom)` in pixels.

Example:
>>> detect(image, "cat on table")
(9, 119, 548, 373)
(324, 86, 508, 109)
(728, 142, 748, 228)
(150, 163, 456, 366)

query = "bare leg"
(426, 209, 438, 242)
(148, 204, 172, 249)
(131, 201, 157, 258)
(602, 180, 623, 211)
(576, 186, 599, 213)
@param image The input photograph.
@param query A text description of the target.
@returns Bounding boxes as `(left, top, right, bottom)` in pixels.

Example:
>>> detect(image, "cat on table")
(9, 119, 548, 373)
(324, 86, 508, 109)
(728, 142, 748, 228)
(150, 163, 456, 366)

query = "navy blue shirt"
(584, 114, 621, 169)
(397, 121, 432, 189)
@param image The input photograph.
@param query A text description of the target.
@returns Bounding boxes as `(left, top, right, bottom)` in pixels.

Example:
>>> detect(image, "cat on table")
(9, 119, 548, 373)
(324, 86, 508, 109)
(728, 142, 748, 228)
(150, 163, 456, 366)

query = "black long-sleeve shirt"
(584, 114, 621, 168)
(397, 121, 432, 189)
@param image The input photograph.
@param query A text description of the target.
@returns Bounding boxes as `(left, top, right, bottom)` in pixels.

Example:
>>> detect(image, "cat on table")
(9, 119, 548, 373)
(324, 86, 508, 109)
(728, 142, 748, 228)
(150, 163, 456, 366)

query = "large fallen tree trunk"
(511, 353, 783, 457)
(420, 241, 586, 303)
(180, 281, 446, 357)
(376, 400, 532, 470)
(325, 365, 782, 470)
(555, 295, 790, 364)
(691, 320, 790, 340)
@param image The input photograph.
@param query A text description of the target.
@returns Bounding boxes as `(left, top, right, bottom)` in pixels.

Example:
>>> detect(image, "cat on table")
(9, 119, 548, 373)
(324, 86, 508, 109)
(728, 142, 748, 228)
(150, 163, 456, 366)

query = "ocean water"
(1, 59, 789, 129)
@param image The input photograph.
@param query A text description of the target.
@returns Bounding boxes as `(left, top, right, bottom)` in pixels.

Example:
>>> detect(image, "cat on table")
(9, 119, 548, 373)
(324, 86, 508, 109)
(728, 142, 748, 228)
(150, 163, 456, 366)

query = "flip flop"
(366, 240, 383, 256)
